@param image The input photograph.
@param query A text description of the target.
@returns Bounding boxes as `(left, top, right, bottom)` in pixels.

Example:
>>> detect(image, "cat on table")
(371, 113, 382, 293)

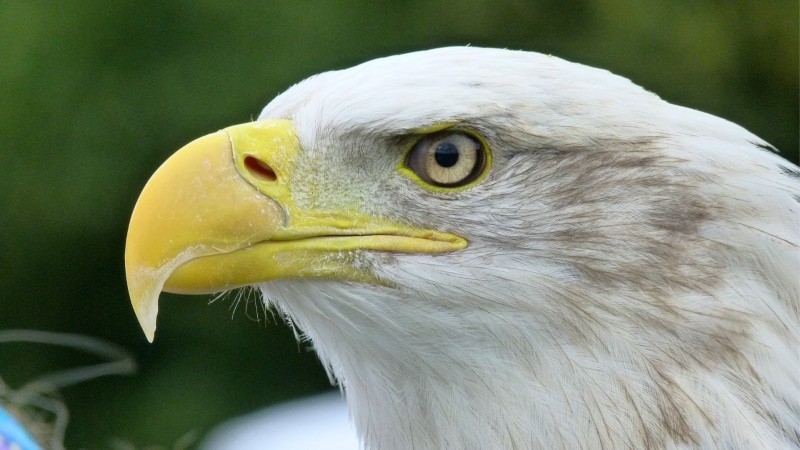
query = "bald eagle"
(126, 47, 800, 449)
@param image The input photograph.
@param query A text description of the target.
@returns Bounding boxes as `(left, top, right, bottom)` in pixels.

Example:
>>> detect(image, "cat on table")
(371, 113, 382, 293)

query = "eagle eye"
(405, 131, 487, 188)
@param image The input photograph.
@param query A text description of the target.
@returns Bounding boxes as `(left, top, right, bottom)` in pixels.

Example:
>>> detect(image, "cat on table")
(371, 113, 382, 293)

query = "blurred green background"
(1, 0, 797, 448)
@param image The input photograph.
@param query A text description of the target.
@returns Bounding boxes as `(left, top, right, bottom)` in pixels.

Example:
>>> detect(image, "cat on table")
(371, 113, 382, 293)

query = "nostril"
(244, 156, 277, 181)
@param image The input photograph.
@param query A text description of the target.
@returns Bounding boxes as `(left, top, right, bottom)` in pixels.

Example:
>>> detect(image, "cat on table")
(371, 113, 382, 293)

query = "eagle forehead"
(258, 46, 660, 143)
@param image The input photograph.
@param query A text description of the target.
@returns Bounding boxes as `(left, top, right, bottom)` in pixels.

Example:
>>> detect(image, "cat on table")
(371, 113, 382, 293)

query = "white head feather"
(255, 47, 799, 449)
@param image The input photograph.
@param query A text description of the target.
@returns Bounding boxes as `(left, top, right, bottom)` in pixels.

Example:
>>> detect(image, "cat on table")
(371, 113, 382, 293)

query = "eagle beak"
(125, 120, 466, 342)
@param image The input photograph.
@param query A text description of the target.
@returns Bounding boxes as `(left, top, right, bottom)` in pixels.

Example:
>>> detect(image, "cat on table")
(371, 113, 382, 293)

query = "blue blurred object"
(0, 405, 41, 450)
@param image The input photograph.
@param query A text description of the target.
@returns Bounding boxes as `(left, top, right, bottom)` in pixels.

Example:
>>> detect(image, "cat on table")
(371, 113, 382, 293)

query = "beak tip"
(128, 278, 160, 344)
(135, 305, 158, 343)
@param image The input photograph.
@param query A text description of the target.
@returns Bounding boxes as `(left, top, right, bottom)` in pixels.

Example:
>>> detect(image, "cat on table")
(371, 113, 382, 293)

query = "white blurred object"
(201, 392, 359, 450)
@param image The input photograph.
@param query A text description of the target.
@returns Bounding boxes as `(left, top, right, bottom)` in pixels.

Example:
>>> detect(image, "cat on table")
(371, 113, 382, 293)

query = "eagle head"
(125, 47, 800, 448)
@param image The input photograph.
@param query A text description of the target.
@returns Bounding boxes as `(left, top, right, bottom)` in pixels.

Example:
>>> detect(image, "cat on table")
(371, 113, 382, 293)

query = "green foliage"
(1, 0, 796, 447)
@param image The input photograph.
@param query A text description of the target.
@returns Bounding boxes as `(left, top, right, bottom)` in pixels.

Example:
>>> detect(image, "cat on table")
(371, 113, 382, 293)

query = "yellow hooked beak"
(125, 120, 466, 341)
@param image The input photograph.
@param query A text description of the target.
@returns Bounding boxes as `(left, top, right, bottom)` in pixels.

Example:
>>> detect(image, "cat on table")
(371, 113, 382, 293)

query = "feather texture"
(253, 47, 799, 449)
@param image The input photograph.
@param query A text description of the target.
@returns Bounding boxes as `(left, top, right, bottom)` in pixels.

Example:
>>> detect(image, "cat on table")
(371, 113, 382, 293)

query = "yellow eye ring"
(402, 130, 490, 189)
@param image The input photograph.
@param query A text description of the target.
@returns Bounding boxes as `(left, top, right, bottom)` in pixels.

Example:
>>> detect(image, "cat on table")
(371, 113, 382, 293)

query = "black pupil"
(434, 142, 459, 168)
